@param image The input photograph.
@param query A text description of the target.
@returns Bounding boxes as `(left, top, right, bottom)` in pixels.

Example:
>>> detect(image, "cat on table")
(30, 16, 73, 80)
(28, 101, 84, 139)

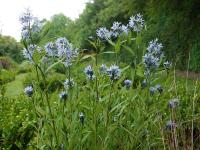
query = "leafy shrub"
(0, 96, 35, 149)
(0, 35, 23, 63)
(17, 61, 32, 74)
(46, 73, 66, 92)
(0, 69, 15, 84)
(23, 72, 66, 92)
(54, 63, 66, 74)
(0, 56, 17, 70)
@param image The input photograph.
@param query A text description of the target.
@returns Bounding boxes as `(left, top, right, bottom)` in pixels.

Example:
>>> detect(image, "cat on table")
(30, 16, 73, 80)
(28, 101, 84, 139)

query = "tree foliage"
(0, 35, 23, 62)
(39, 13, 72, 45)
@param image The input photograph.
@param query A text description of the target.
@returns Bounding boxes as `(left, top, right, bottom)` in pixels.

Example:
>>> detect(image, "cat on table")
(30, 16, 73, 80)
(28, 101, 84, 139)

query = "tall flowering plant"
(20, 9, 79, 148)
(18, 10, 183, 150)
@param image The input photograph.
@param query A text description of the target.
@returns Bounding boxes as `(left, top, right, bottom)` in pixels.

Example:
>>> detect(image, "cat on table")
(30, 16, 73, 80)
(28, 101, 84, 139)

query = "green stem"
(106, 81, 114, 128)
(80, 124, 83, 150)
(34, 66, 45, 107)
(42, 74, 59, 147)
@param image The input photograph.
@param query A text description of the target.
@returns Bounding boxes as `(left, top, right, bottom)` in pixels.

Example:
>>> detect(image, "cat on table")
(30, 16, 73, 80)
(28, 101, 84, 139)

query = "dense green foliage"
(39, 14, 72, 45)
(0, 56, 18, 84)
(0, 35, 23, 62)
(0, 96, 35, 149)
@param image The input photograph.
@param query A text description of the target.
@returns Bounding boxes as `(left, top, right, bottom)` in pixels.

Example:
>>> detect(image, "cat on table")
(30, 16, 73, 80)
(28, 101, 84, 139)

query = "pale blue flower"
(107, 65, 121, 80)
(168, 98, 179, 109)
(164, 61, 172, 70)
(79, 112, 85, 124)
(20, 9, 41, 40)
(143, 53, 159, 69)
(124, 79, 132, 89)
(54, 37, 79, 66)
(19, 8, 33, 26)
(85, 65, 95, 80)
(24, 86, 33, 97)
(155, 84, 163, 94)
(55, 37, 70, 50)
(149, 87, 156, 95)
(147, 38, 163, 55)
(99, 64, 107, 74)
(45, 42, 57, 57)
(64, 78, 74, 89)
(63, 48, 79, 67)
(96, 27, 112, 40)
(111, 22, 122, 37)
(59, 91, 68, 101)
(129, 13, 145, 32)
(121, 25, 129, 35)
(111, 22, 121, 31)
(143, 39, 164, 75)
(21, 29, 30, 40)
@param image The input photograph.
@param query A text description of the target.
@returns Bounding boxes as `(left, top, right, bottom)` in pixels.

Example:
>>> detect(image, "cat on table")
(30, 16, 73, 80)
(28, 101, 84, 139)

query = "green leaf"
(115, 38, 121, 54)
(45, 58, 64, 73)
(80, 55, 95, 61)
(107, 39, 115, 47)
(136, 66, 144, 78)
(88, 40, 97, 49)
(110, 100, 127, 113)
(136, 34, 142, 46)
(101, 51, 115, 54)
(122, 45, 135, 56)
(32, 50, 41, 64)
(122, 65, 130, 72)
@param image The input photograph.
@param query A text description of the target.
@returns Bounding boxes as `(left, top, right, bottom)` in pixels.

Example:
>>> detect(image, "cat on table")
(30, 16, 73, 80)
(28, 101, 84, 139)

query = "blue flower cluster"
(45, 37, 78, 67)
(64, 78, 74, 89)
(85, 64, 121, 81)
(59, 91, 68, 101)
(85, 65, 95, 80)
(19, 9, 42, 40)
(143, 39, 164, 77)
(99, 64, 107, 74)
(168, 98, 179, 109)
(107, 65, 121, 81)
(24, 86, 33, 97)
(96, 13, 145, 40)
(96, 27, 112, 40)
(22, 36, 78, 67)
(45, 42, 57, 57)
(149, 84, 163, 95)
(20, 11, 78, 66)
(129, 13, 145, 32)
(124, 79, 132, 89)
